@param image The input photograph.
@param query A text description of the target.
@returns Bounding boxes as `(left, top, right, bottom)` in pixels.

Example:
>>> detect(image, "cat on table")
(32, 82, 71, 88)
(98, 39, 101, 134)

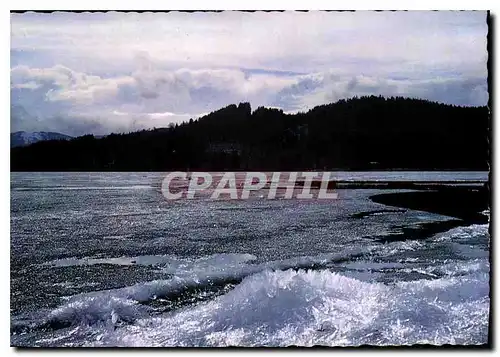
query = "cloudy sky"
(11, 11, 488, 136)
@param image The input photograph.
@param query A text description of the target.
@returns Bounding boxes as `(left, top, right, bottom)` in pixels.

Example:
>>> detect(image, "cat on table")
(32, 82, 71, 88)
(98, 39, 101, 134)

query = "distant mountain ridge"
(10, 131, 73, 148)
(10, 96, 490, 171)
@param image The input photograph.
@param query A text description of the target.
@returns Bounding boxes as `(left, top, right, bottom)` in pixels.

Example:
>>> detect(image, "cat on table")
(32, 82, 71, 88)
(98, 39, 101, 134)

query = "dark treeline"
(11, 96, 490, 171)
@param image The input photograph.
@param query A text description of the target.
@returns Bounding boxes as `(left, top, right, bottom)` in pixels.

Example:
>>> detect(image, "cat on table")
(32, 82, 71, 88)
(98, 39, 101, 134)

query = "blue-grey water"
(10, 172, 490, 347)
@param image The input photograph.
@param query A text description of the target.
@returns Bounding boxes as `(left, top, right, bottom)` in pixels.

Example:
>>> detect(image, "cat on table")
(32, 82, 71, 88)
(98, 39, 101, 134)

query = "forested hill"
(10, 96, 490, 171)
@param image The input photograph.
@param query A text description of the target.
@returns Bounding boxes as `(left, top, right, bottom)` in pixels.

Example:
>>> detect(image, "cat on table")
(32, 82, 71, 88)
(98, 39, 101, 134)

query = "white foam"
(84, 267, 488, 347)
(44, 254, 259, 327)
(40, 248, 376, 331)
(30, 223, 490, 347)
(47, 296, 150, 328)
(432, 224, 489, 243)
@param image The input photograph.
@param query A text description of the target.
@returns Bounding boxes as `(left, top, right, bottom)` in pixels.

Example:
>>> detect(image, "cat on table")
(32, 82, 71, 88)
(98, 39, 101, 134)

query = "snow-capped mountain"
(11, 131, 73, 148)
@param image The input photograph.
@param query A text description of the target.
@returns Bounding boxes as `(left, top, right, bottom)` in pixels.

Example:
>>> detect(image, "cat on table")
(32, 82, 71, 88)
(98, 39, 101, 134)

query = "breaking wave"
(12, 223, 490, 347)
(86, 266, 489, 347)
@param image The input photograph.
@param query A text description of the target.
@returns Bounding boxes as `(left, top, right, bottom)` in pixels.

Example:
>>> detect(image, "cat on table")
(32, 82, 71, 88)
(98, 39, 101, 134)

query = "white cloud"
(11, 65, 136, 104)
(11, 63, 298, 112)
(11, 64, 488, 135)
(10, 11, 488, 75)
(10, 11, 488, 135)
(11, 81, 41, 90)
(275, 72, 488, 111)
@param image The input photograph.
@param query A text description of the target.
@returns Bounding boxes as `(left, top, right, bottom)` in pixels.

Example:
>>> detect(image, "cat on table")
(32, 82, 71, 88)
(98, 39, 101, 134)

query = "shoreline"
(369, 185, 490, 225)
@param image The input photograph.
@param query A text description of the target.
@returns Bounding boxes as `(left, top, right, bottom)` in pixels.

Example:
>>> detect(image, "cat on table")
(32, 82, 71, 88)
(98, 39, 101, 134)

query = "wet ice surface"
(10, 172, 490, 347)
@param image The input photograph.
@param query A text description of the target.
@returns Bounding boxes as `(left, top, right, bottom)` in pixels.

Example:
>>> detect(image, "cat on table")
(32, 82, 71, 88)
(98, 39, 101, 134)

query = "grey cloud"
(11, 25, 489, 138)
(11, 63, 489, 136)
(411, 77, 489, 107)
(10, 107, 197, 137)
(140, 90, 159, 100)
(273, 73, 488, 112)
(11, 12, 488, 76)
